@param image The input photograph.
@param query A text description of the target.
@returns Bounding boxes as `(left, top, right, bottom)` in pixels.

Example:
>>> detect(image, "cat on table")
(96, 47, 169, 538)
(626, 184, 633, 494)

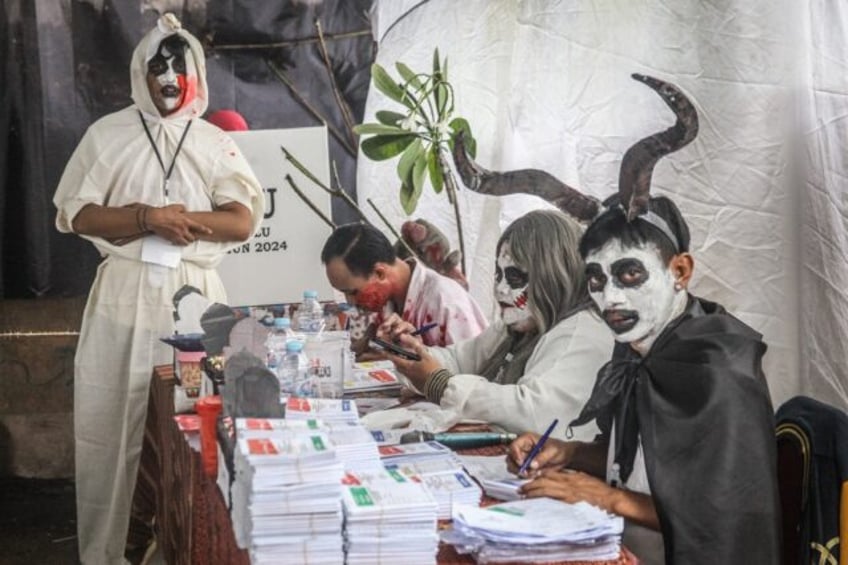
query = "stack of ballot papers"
(344, 360, 402, 393)
(386, 461, 482, 519)
(443, 498, 624, 563)
(458, 454, 529, 501)
(230, 428, 346, 565)
(378, 440, 463, 467)
(285, 396, 359, 424)
(235, 417, 382, 471)
(342, 468, 440, 565)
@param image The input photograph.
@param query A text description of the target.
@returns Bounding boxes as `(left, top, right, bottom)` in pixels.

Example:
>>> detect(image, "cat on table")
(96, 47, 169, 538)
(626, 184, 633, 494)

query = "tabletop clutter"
(162, 285, 624, 564)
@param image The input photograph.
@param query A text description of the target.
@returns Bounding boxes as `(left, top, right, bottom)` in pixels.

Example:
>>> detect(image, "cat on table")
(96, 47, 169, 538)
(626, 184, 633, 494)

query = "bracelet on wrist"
(424, 368, 453, 404)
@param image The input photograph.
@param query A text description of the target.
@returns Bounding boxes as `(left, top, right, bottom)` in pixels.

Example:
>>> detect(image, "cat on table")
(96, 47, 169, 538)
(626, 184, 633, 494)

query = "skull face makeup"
(585, 239, 687, 355)
(145, 34, 194, 116)
(494, 242, 533, 332)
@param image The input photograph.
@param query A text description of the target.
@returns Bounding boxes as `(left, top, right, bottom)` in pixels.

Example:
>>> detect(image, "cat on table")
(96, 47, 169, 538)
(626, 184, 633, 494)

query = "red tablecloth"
(129, 365, 634, 565)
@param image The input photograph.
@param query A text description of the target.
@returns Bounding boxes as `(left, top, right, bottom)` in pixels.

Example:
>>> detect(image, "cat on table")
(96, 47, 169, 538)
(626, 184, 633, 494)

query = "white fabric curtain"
(358, 0, 848, 411)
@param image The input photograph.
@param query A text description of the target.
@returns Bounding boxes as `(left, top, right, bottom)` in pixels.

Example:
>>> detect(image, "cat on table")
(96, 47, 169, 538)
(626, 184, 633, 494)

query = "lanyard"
(138, 111, 193, 204)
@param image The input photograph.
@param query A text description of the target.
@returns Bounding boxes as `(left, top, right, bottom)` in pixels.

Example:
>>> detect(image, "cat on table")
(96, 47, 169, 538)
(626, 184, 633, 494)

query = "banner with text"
(219, 127, 335, 306)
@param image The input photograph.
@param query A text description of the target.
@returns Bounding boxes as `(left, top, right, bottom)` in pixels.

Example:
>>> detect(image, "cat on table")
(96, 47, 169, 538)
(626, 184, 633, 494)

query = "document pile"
(285, 396, 359, 424)
(458, 454, 529, 501)
(383, 461, 480, 520)
(325, 420, 383, 470)
(230, 421, 345, 565)
(342, 468, 440, 565)
(444, 498, 623, 563)
(378, 440, 481, 519)
(344, 360, 402, 393)
(234, 417, 379, 471)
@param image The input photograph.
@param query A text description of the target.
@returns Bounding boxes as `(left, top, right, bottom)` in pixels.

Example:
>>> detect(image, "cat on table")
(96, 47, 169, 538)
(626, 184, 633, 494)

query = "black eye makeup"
(585, 263, 607, 293)
(610, 258, 649, 288)
(147, 56, 167, 75)
(504, 266, 529, 289)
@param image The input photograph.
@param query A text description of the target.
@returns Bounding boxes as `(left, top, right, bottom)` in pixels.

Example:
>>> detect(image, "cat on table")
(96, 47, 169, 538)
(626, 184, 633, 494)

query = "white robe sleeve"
(53, 125, 107, 233)
(436, 311, 612, 441)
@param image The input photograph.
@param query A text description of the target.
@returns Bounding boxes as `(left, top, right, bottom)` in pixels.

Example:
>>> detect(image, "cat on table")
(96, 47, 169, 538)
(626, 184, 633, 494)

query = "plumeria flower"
(400, 115, 418, 131)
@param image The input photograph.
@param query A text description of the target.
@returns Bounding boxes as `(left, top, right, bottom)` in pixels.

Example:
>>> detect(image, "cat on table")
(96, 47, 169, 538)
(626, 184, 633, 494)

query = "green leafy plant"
(354, 48, 476, 274)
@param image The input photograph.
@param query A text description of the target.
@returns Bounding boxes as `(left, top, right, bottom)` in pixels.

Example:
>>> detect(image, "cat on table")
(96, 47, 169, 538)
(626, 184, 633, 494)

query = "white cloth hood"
(130, 13, 208, 119)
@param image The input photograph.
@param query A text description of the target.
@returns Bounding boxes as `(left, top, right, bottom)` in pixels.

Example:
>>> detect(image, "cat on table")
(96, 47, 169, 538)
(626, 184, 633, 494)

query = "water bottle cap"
(303, 290, 319, 298)
(273, 317, 291, 329)
(285, 340, 304, 352)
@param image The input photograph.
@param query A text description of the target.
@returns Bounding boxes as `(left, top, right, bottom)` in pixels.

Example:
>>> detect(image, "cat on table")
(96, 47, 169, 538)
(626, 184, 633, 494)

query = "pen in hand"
(411, 322, 439, 337)
(517, 418, 559, 476)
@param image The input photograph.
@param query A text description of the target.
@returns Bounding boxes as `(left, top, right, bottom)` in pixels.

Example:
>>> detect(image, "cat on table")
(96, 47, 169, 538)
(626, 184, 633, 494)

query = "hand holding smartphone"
(368, 338, 422, 361)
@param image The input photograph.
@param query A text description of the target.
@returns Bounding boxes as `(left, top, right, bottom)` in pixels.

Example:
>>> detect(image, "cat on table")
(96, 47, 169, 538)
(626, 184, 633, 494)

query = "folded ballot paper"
(284, 397, 359, 423)
(344, 360, 402, 393)
(342, 468, 440, 565)
(443, 498, 624, 563)
(458, 454, 529, 501)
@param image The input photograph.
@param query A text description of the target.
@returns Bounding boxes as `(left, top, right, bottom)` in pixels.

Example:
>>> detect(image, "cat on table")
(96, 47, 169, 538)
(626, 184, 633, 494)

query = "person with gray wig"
(378, 209, 612, 441)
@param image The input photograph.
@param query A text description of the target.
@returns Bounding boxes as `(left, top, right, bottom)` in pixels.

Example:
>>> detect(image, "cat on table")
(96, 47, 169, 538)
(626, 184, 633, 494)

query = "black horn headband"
(451, 73, 699, 246)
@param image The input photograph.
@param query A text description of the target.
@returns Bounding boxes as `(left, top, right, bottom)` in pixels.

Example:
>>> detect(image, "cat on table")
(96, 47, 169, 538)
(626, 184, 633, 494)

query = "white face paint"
(494, 242, 534, 331)
(146, 36, 194, 115)
(584, 239, 687, 355)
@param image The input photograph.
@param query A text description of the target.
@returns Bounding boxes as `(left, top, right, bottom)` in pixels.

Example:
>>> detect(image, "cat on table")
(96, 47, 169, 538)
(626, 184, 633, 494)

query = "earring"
(674, 281, 683, 291)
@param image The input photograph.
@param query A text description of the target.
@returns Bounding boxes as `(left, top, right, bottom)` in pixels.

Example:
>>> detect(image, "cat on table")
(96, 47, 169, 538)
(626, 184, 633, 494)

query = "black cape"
(571, 296, 781, 565)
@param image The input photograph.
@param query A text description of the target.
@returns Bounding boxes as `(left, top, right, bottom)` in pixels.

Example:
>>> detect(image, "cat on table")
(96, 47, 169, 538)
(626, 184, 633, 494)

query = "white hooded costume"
(53, 14, 264, 564)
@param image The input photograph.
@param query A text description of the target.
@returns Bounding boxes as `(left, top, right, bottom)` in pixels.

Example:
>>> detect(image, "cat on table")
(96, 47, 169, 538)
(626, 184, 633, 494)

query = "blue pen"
(411, 322, 439, 337)
(518, 418, 559, 475)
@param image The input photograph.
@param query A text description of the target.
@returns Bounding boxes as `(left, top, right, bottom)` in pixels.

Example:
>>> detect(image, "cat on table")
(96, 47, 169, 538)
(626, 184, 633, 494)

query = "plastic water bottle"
(278, 340, 312, 399)
(297, 290, 325, 333)
(265, 317, 291, 371)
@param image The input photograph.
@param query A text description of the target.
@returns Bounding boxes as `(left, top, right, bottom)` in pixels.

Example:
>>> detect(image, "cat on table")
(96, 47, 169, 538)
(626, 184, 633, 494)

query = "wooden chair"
(776, 396, 848, 565)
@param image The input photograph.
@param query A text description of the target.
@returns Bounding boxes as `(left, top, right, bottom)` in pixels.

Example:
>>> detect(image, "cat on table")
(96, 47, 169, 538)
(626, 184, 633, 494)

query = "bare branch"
(285, 174, 336, 229)
(208, 29, 371, 51)
(367, 198, 419, 261)
(266, 60, 357, 157)
(315, 19, 359, 149)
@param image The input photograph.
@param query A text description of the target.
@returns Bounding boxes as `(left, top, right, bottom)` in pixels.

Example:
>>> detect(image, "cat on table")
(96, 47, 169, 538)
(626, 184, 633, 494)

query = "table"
(130, 365, 634, 565)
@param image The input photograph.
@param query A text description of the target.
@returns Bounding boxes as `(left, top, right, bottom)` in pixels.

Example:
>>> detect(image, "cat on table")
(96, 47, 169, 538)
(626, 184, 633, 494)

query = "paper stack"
(285, 396, 360, 424)
(342, 468, 440, 565)
(325, 421, 383, 470)
(444, 498, 624, 563)
(378, 440, 462, 467)
(344, 360, 402, 393)
(458, 454, 529, 501)
(230, 430, 346, 565)
(386, 462, 482, 519)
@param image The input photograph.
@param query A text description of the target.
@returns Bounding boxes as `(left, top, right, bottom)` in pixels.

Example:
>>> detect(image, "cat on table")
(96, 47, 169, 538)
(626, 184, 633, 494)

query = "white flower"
(400, 116, 417, 131)
(435, 121, 451, 137)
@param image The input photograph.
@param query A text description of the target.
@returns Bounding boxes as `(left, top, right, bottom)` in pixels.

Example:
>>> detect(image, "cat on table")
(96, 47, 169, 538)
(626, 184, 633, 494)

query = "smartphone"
(368, 338, 422, 361)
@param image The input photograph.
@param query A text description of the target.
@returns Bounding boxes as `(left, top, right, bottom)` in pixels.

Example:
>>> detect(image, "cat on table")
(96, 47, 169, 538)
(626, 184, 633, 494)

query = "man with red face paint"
(321, 223, 487, 350)
(53, 14, 264, 564)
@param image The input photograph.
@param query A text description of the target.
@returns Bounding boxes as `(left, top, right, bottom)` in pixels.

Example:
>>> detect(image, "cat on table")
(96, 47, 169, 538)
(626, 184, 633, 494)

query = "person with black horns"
(456, 75, 781, 564)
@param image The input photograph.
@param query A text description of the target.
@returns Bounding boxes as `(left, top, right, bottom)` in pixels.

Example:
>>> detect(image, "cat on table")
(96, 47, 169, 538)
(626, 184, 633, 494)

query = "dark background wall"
(0, 0, 375, 477)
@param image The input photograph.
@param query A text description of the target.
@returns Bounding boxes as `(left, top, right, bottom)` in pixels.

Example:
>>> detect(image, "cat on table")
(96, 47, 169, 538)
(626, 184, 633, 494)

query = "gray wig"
(497, 209, 590, 334)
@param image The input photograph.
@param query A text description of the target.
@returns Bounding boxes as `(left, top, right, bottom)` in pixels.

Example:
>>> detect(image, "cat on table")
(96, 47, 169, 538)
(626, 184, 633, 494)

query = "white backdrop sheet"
(358, 0, 847, 411)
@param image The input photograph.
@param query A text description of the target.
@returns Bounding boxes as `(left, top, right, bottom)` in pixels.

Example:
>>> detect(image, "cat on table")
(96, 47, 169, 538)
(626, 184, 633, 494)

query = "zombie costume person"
(470, 76, 780, 564)
(379, 210, 612, 441)
(322, 223, 487, 348)
(53, 14, 264, 564)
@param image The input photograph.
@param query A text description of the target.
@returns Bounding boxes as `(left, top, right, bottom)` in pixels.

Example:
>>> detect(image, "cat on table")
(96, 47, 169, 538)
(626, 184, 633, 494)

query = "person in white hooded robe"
(53, 14, 265, 564)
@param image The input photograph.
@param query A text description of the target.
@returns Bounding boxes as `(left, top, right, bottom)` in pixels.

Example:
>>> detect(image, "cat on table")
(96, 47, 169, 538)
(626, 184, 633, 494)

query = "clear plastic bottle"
(297, 290, 325, 333)
(265, 317, 291, 371)
(278, 340, 312, 399)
